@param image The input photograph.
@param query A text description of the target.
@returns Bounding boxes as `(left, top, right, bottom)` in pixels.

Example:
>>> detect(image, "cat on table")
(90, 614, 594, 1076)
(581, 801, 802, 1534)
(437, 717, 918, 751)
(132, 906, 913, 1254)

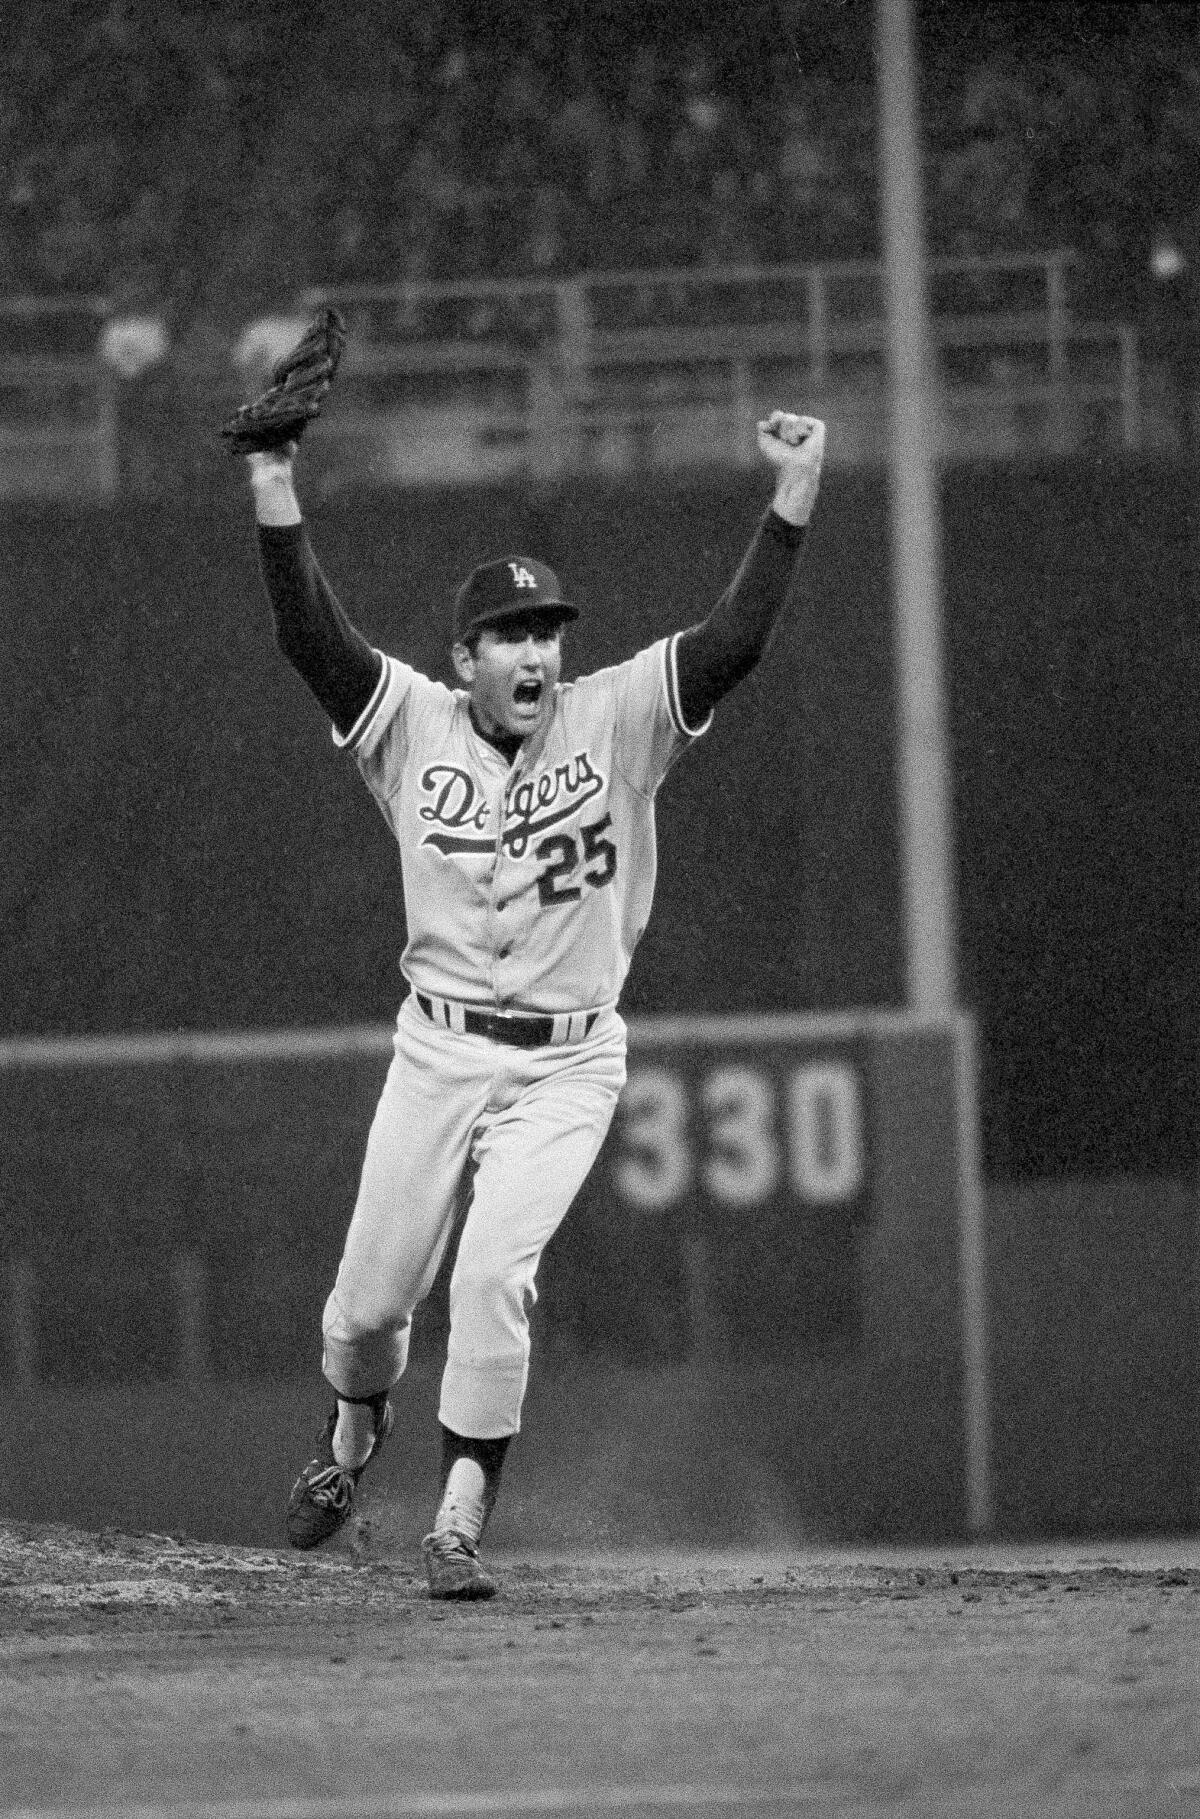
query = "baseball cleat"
(421, 1529, 498, 1600)
(286, 1392, 393, 1551)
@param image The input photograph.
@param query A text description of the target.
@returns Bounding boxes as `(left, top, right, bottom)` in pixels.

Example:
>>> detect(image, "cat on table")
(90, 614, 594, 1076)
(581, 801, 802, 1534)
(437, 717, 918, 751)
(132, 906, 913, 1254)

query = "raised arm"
(247, 447, 382, 740)
(675, 413, 824, 728)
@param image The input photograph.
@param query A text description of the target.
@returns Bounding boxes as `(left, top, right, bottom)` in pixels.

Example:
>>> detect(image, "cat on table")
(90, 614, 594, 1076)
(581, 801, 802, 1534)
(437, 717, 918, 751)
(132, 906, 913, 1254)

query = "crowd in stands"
(2, 1, 1199, 344)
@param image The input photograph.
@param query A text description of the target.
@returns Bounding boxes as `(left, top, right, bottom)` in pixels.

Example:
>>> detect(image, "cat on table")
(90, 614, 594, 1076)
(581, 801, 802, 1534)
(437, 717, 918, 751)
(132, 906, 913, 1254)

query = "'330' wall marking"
(612, 1061, 866, 1212)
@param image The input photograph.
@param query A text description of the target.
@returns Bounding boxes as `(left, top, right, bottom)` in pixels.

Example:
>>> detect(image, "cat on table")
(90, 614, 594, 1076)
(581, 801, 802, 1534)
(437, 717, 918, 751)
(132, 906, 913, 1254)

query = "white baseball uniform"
(320, 635, 711, 1437)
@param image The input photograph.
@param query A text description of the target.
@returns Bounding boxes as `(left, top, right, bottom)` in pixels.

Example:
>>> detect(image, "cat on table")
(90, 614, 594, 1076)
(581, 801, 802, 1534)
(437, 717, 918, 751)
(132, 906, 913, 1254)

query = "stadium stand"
(1, 2, 1197, 492)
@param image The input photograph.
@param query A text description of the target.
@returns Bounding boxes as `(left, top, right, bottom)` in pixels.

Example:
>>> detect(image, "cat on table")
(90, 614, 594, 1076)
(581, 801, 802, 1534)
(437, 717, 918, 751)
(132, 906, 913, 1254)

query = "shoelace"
(304, 1463, 353, 1512)
(424, 1529, 479, 1560)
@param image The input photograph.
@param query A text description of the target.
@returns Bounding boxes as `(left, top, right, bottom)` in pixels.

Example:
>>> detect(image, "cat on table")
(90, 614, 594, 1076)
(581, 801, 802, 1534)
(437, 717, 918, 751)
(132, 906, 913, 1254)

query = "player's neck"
(468, 705, 524, 766)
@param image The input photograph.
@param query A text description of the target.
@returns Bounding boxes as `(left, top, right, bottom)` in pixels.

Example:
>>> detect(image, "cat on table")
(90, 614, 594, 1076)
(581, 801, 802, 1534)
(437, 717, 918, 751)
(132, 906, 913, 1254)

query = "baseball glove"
(220, 306, 346, 455)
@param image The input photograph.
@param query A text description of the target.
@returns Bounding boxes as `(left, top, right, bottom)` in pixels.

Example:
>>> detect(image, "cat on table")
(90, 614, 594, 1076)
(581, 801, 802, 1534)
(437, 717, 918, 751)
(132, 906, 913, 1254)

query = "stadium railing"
(302, 251, 1142, 482)
(0, 294, 117, 501)
(0, 251, 1146, 499)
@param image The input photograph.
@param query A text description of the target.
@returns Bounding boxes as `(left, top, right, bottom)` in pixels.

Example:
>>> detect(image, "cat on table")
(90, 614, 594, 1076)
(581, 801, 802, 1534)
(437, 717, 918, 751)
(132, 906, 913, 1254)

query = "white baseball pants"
(320, 994, 627, 1438)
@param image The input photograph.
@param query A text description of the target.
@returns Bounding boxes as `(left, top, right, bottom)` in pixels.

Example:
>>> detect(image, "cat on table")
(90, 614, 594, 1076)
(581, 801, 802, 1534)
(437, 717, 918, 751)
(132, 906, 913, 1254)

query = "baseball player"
(239, 388, 823, 1598)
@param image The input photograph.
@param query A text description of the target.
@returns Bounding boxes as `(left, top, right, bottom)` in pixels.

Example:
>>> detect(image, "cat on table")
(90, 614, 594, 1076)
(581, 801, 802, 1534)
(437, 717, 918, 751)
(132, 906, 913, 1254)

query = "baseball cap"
(453, 556, 579, 643)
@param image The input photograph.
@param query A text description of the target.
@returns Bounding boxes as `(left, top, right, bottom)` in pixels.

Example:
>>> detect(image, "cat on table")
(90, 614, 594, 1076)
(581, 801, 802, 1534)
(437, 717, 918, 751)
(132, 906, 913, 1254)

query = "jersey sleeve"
(331, 652, 453, 803)
(605, 634, 714, 798)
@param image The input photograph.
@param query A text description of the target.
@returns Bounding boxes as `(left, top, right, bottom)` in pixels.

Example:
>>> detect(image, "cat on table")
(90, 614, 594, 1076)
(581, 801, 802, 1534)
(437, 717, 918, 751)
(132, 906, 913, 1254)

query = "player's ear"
(451, 640, 475, 686)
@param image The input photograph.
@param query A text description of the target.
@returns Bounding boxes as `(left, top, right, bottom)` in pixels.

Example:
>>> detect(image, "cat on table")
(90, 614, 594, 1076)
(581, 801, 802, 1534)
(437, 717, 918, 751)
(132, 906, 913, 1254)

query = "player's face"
(454, 615, 565, 739)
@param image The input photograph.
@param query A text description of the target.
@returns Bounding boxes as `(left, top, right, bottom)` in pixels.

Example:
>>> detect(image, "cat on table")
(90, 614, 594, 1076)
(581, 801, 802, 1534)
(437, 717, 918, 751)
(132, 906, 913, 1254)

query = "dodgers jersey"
(334, 635, 711, 1013)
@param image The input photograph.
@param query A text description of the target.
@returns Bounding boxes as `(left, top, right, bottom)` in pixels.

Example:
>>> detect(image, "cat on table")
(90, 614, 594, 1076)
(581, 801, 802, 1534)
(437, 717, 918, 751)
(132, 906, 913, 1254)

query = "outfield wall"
(1, 1015, 1195, 1543)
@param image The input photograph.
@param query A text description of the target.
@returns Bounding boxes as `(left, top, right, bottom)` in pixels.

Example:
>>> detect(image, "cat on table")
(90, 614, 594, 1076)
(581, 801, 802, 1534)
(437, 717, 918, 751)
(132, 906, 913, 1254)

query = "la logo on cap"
(453, 554, 580, 640)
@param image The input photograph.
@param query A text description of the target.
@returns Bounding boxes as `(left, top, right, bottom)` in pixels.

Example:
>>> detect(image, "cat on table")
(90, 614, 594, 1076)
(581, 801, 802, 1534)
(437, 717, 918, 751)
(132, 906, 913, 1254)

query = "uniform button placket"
(489, 803, 509, 995)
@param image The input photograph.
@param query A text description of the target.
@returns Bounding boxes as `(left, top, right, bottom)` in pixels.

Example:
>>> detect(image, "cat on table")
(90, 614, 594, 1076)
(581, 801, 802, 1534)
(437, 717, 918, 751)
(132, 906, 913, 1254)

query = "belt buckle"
(499, 1009, 548, 1047)
(477, 1007, 530, 1044)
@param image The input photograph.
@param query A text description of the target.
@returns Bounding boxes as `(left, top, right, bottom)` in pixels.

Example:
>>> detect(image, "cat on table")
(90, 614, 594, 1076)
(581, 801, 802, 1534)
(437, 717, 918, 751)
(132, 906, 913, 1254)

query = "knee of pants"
(448, 1257, 536, 1343)
(323, 1287, 411, 1354)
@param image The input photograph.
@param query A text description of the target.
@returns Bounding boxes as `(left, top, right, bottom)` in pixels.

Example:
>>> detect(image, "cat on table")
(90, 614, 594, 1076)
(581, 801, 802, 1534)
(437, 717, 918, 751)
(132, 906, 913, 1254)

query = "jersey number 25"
(535, 813, 618, 905)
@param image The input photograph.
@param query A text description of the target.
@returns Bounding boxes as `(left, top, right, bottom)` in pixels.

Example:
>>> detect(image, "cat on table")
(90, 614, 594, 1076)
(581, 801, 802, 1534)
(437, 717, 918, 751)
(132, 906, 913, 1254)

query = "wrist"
(770, 469, 818, 527)
(247, 453, 302, 527)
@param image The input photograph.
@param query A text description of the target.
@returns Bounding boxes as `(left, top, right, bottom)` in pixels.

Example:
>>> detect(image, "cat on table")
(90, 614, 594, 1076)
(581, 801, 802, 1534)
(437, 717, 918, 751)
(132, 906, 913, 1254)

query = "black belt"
(416, 993, 599, 1048)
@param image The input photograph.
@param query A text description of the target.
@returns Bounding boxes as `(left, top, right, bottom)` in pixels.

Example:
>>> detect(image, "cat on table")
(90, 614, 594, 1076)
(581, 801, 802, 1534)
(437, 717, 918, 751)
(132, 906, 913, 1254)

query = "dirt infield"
(3, 1519, 1200, 1819)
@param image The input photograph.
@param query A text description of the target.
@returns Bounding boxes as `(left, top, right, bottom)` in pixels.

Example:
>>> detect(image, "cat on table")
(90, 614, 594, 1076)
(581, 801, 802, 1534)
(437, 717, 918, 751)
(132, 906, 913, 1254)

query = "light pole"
(875, 0, 991, 1535)
(875, 0, 958, 1015)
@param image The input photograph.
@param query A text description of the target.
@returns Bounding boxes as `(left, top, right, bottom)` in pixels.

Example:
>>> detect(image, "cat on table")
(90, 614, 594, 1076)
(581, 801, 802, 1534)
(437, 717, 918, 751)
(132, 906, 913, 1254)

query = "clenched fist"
(757, 411, 825, 526)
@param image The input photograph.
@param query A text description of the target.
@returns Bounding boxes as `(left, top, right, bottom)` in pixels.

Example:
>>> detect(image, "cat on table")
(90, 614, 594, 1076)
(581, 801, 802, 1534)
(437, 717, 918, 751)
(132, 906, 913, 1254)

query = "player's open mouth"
(513, 681, 542, 707)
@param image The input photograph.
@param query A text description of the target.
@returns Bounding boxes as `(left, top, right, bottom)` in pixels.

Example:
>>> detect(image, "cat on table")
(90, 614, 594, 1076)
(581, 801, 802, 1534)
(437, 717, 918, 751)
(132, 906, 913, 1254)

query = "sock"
(332, 1397, 380, 1471)
(433, 1425, 511, 1544)
(434, 1457, 488, 1545)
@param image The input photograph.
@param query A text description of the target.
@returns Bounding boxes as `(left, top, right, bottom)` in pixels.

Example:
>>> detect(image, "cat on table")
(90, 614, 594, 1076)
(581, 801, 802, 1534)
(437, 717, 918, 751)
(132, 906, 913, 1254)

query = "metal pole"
(875, 0, 959, 1013)
(876, 0, 990, 1537)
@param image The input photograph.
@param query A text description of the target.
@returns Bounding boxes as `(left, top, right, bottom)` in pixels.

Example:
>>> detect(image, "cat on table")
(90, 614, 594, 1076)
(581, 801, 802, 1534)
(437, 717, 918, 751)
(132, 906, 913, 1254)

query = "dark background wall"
(3, 458, 1198, 1177)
